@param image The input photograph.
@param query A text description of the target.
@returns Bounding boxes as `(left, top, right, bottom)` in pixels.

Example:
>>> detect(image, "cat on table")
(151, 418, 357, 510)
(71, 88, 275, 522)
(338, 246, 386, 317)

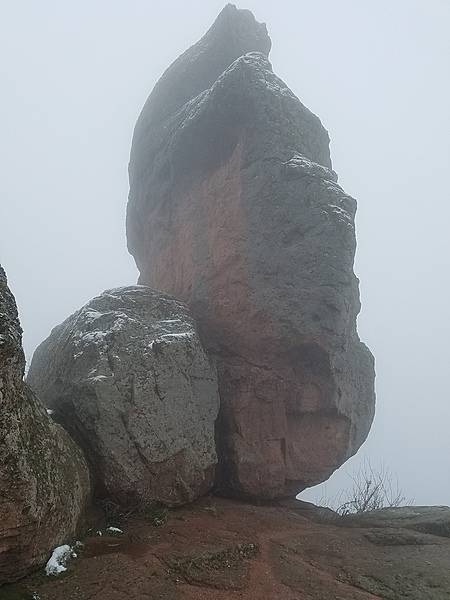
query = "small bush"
(319, 460, 409, 516)
(338, 461, 407, 515)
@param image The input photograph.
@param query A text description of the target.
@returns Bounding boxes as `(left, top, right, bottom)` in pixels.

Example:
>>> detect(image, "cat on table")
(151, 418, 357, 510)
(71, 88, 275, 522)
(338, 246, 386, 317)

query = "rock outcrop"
(344, 506, 450, 538)
(126, 4, 375, 499)
(28, 286, 220, 507)
(14, 498, 450, 600)
(0, 266, 90, 584)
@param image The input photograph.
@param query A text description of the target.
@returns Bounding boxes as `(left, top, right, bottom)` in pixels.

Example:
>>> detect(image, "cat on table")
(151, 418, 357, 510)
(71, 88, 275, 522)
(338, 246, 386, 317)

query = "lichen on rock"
(0, 266, 90, 584)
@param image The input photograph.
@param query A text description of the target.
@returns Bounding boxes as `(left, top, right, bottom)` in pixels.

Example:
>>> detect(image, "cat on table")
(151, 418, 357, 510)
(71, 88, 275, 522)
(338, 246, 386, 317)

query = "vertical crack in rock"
(126, 6, 376, 499)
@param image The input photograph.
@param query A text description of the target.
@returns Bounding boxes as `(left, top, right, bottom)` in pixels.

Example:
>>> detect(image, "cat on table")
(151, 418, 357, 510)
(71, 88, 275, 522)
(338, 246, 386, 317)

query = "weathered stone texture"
(28, 286, 220, 507)
(126, 5, 375, 499)
(0, 266, 90, 583)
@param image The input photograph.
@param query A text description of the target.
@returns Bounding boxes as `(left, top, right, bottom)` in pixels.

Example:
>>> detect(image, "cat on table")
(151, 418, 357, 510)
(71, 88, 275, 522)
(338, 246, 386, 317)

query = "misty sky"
(1, 1, 449, 506)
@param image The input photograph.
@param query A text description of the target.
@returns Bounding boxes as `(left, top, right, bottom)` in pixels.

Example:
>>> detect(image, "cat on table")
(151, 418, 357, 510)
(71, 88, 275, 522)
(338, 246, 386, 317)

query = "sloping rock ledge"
(7, 499, 450, 600)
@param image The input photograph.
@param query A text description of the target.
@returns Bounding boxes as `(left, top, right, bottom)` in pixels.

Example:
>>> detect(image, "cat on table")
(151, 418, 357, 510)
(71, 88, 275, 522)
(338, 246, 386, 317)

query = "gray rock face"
(126, 6, 375, 499)
(28, 286, 220, 507)
(0, 266, 90, 584)
(344, 506, 450, 538)
(131, 3, 271, 174)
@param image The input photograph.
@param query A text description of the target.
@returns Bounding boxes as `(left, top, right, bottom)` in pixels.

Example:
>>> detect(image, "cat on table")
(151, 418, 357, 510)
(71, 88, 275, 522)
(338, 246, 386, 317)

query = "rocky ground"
(5, 498, 450, 600)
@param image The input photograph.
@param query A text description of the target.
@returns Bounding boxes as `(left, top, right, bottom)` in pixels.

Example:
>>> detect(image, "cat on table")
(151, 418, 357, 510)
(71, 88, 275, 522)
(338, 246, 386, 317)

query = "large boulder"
(0, 266, 90, 584)
(126, 5, 375, 499)
(28, 286, 220, 507)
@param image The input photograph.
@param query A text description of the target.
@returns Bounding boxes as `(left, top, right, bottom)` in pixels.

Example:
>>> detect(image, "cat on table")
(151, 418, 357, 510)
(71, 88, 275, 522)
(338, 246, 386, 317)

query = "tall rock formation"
(0, 266, 90, 583)
(126, 4, 376, 499)
(28, 286, 220, 507)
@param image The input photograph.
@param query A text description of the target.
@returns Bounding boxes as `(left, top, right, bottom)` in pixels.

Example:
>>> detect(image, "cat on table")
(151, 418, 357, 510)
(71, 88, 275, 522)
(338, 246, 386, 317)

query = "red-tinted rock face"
(0, 266, 90, 583)
(127, 6, 375, 499)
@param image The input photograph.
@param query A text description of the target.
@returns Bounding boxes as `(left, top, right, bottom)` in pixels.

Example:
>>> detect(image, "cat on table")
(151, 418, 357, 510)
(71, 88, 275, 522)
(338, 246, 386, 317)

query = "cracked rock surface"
(0, 266, 90, 584)
(126, 5, 375, 499)
(28, 286, 220, 507)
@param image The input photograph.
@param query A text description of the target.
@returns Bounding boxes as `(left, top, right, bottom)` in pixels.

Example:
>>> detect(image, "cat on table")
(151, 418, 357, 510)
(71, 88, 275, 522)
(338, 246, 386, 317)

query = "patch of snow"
(149, 331, 194, 349)
(160, 332, 194, 340)
(159, 319, 182, 324)
(45, 545, 72, 576)
(81, 309, 103, 322)
(87, 375, 109, 383)
(81, 331, 107, 344)
(106, 526, 123, 534)
(109, 318, 130, 332)
(259, 76, 295, 98)
(284, 154, 338, 183)
(323, 180, 348, 196)
(328, 204, 352, 222)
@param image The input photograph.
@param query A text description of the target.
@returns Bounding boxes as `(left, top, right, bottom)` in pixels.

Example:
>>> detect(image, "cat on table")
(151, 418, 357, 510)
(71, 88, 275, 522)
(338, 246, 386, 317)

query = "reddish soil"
(5, 497, 450, 600)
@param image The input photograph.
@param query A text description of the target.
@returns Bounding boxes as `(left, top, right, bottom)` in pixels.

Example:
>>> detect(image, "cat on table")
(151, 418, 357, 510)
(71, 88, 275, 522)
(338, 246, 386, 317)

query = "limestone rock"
(28, 286, 220, 507)
(127, 5, 375, 499)
(0, 266, 90, 584)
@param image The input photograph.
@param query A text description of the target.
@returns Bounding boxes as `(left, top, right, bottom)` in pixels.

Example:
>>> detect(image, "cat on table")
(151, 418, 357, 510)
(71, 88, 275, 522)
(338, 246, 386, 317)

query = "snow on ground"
(45, 545, 72, 576)
(45, 542, 82, 575)
(106, 526, 123, 534)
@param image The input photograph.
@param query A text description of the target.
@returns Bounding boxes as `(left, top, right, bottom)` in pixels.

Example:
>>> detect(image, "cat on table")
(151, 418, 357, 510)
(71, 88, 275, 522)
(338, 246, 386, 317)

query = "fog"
(1, 1, 449, 506)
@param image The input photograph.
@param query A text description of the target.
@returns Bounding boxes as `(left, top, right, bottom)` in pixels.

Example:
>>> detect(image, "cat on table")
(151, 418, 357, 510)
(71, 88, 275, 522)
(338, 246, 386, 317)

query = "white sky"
(1, 1, 449, 506)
